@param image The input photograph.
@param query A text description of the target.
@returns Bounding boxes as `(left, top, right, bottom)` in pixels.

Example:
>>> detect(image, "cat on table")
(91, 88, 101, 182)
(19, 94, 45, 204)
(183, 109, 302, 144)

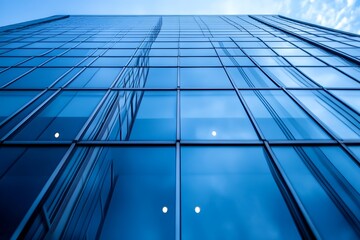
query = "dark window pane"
(0, 91, 38, 122)
(0, 146, 67, 238)
(272, 146, 360, 239)
(97, 147, 175, 239)
(10, 91, 104, 141)
(182, 146, 300, 239)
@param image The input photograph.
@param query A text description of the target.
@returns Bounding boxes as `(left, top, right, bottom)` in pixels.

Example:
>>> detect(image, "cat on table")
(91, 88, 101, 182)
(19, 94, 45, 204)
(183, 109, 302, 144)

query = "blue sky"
(1, 0, 360, 34)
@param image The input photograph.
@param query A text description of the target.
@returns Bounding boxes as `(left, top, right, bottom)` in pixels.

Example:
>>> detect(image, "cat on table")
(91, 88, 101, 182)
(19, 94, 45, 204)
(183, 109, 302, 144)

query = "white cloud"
(278, 0, 360, 34)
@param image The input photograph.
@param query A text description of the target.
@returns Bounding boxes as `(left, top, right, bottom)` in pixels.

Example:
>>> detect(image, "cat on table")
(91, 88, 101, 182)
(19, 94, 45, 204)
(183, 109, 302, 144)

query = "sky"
(0, 0, 359, 34)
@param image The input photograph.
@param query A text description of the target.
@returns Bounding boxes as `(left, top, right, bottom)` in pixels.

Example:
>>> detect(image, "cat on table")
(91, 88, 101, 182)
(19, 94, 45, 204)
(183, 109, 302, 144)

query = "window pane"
(10, 91, 104, 141)
(0, 146, 67, 238)
(67, 68, 121, 88)
(263, 67, 316, 88)
(330, 90, 360, 113)
(91, 57, 129, 67)
(180, 57, 222, 67)
(0, 68, 31, 87)
(285, 56, 326, 66)
(144, 68, 177, 88)
(0, 91, 38, 122)
(129, 91, 176, 140)
(252, 56, 290, 66)
(97, 147, 175, 239)
(182, 146, 300, 239)
(180, 67, 232, 88)
(299, 67, 360, 88)
(272, 146, 360, 239)
(220, 57, 255, 67)
(7, 68, 69, 89)
(241, 90, 329, 140)
(291, 90, 360, 140)
(181, 91, 258, 140)
(273, 48, 309, 56)
(0, 57, 28, 67)
(226, 67, 276, 88)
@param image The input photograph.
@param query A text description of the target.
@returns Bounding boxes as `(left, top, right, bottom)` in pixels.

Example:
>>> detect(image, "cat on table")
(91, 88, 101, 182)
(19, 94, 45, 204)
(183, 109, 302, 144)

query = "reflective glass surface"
(10, 91, 104, 141)
(241, 90, 330, 140)
(182, 146, 300, 239)
(1, 15, 360, 239)
(181, 91, 258, 140)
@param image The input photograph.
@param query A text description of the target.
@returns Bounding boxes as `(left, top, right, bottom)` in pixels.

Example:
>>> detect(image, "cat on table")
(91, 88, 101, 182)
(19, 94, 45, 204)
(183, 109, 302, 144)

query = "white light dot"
(195, 206, 201, 214)
(54, 132, 60, 138)
(211, 131, 217, 136)
(162, 206, 168, 214)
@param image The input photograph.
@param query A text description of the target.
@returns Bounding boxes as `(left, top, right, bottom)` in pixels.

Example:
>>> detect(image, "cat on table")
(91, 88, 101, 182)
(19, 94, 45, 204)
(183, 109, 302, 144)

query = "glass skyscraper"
(0, 15, 360, 239)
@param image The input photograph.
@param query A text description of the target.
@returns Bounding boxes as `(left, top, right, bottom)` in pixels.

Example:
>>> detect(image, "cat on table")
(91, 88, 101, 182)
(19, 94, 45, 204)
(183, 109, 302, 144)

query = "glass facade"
(0, 15, 359, 239)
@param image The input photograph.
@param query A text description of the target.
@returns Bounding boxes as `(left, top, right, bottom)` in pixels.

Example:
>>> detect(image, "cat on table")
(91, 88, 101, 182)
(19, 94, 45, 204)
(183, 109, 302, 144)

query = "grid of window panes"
(0, 15, 359, 239)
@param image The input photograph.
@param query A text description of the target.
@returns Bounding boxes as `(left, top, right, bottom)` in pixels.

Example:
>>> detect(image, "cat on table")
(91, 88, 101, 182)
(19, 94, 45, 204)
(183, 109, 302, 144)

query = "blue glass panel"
(0, 57, 28, 67)
(338, 67, 360, 80)
(181, 91, 258, 140)
(144, 68, 177, 88)
(180, 48, 217, 56)
(220, 57, 255, 67)
(6, 68, 69, 89)
(273, 48, 309, 56)
(0, 146, 67, 239)
(182, 146, 300, 239)
(146, 57, 178, 67)
(263, 67, 315, 88)
(252, 56, 290, 66)
(0, 68, 31, 87)
(285, 56, 326, 66)
(129, 91, 176, 140)
(99, 147, 175, 239)
(243, 48, 276, 56)
(272, 146, 360, 239)
(10, 91, 104, 141)
(0, 91, 38, 123)
(241, 90, 329, 140)
(349, 146, 360, 159)
(226, 67, 276, 88)
(91, 57, 130, 67)
(67, 68, 121, 88)
(299, 67, 360, 88)
(44, 57, 86, 67)
(18, 57, 51, 67)
(291, 90, 360, 140)
(149, 49, 178, 56)
(180, 57, 222, 67)
(330, 90, 360, 113)
(216, 48, 244, 56)
(180, 67, 232, 88)
(62, 48, 96, 57)
(318, 56, 353, 67)
(103, 49, 137, 57)
(1, 48, 50, 57)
